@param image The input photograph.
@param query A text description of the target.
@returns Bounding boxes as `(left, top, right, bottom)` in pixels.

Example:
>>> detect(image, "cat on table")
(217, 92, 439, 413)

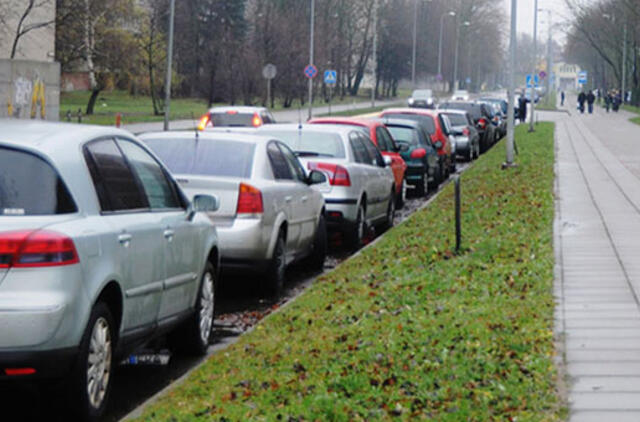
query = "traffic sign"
(539, 70, 547, 80)
(465, 77, 472, 84)
(578, 70, 588, 85)
(262, 64, 277, 80)
(304, 64, 318, 79)
(526, 74, 540, 88)
(324, 70, 337, 85)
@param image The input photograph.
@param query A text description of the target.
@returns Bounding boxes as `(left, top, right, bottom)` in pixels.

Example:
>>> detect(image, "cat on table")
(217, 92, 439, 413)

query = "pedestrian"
(587, 90, 595, 114)
(578, 91, 586, 114)
(518, 95, 528, 123)
(605, 92, 611, 112)
(613, 91, 621, 112)
(561, 91, 565, 106)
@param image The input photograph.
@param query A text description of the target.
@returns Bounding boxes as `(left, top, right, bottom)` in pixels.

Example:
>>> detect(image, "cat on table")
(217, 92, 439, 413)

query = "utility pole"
(545, 10, 552, 101)
(308, 0, 315, 121)
(163, 0, 175, 131)
(438, 11, 455, 91)
(453, 21, 469, 93)
(371, 0, 377, 108)
(411, 0, 418, 87)
(505, 0, 517, 167)
(622, 21, 627, 103)
(529, 0, 538, 133)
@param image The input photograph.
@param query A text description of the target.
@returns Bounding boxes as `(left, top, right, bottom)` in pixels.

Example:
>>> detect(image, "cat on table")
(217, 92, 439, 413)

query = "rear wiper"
(295, 151, 333, 157)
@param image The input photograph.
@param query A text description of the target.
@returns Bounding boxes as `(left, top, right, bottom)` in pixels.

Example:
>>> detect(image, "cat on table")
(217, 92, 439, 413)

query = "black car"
(438, 101, 496, 153)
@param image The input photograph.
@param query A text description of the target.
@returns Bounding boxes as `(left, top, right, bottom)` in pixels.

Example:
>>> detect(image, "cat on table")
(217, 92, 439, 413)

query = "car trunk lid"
(175, 175, 242, 224)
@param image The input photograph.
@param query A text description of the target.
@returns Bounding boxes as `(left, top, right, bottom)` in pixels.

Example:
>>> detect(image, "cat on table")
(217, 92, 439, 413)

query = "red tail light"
(477, 118, 487, 129)
(252, 113, 263, 127)
(0, 230, 79, 268)
(4, 368, 36, 376)
(410, 148, 427, 159)
(462, 128, 470, 136)
(197, 114, 210, 131)
(236, 183, 264, 215)
(307, 162, 351, 186)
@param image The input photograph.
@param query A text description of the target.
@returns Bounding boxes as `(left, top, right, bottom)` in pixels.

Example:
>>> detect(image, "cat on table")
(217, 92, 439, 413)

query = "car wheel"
(396, 178, 406, 209)
(266, 233, 286, 296)
(382, 191, 396, 231)
(307, 214, 327, 271)
(466, 148, 473, 162)
(450, 156, 457, 173)
(416, 170, 428, 197)
(347, 203, 366, 250)
(67, 302, 115, 421)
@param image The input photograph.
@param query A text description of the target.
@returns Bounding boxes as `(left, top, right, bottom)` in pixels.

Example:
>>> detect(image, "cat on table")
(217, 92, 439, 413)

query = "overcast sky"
(503, 0, 579, 44)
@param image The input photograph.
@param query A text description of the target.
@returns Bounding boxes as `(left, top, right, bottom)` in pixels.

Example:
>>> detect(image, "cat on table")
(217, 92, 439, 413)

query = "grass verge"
(135, 123, 562, 421)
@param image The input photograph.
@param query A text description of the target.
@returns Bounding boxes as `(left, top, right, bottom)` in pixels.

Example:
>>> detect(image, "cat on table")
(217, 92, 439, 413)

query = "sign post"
(262, 64, 277, 108)
(578, 70, 588, 86)
(324, 70, 337, 115)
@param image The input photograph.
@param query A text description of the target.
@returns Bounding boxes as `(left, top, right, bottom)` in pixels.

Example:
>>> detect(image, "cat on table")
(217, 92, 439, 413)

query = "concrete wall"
(0, 59, 61, 121)
(0, 0, 56, 62)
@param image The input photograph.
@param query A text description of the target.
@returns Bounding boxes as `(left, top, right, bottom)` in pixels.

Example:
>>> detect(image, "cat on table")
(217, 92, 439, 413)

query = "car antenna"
(298, 107, 302, 129)
(190, 112, 199, 142)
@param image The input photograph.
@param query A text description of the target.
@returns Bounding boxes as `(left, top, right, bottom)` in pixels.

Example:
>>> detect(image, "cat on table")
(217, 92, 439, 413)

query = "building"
(553, 62, 582, 92)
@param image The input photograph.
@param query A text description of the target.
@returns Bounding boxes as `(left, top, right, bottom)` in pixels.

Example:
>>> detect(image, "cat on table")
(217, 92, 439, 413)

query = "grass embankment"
(60, 90, 391, 126)
(621, 105, 640, 126)
(536, 94, 557, 111)
(136, 123, 562, 421)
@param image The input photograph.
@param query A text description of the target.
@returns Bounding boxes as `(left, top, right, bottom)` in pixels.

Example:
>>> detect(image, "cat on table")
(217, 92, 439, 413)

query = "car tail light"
(236, 183, 263, 215)
(0, 230, 79, 268)
(410, 148, 427, 159)
(477, 118, 487, 129)
(226, 110, 239, 115)
(197, 114, 210, 131)
(4, 368, 36, 376)
(462, 128, 470, 136)
(307, 162, 351, 186)
(252, 112, 263, 127)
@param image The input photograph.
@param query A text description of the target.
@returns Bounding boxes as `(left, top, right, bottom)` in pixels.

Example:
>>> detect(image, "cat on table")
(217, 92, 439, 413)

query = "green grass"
(535, 95, 557, 111)
(619, 105, 640, 126)
(60, 90, 389, 126)
(135, 123, 563, 421)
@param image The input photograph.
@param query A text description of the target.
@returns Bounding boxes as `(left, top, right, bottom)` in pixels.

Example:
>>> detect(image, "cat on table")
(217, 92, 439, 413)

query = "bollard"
(77, 108, 82, 123)
(115, 112, 122, 128)
(66, 110, 71, 122)
(455, 176, 461, 253)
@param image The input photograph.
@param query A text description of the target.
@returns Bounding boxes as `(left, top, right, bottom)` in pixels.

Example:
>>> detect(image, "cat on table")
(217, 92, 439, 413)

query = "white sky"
(502, 0, 581, 44)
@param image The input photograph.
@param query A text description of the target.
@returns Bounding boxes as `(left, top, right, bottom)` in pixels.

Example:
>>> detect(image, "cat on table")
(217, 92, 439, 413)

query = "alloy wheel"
(86, 317, 112, 410)
(199, 271, 215, 344)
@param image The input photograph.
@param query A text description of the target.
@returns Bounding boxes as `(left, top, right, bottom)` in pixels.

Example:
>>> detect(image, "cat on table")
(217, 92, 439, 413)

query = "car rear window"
(386, 126, 419, 146)
(210, 112, 257, 127)
(382, 113, 436, 134)
(444, 113, 468, 126)
(0, 147, 76, 216)
(143, 137, 255, 178)
(441, 103, 481, 120)
(258, 130, 346, 158)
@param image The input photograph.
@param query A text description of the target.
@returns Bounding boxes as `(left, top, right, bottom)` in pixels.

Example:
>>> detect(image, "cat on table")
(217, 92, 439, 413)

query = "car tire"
(178, 262, 216, 355)
(67, 302, 115, 422)
(347, 203, 366, 250)
(307, 214, 327, 271)
(396, 178, 406, 209)
(381, 190, 396, 231)
(416, 170, 428, 197)
(266, 233, 286, 296)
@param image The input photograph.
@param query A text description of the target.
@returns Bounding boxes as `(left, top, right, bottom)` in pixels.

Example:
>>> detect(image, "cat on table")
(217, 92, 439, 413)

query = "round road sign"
(262, 64, 277, 80)
(304, 64, 318, 79)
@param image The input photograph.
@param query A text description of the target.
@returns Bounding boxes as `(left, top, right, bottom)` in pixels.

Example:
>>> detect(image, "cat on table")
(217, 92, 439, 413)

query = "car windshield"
(444, 113, 468, 126)
(440, 103, 481, 120)
(382, 113, 436, 134)
(210, 112, 259, 127)
(412, 89, 432, 99)
(386, 126, 419, 146)
(258, 130, 346, 158)
(0, 147, 77, 216)
(143, 137, 255, 178)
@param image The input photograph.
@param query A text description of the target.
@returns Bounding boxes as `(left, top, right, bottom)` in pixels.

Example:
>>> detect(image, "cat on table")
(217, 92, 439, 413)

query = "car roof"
(207, 106, 268, 114)
(308, 117, 378, 129)
(138, 130, 275, 145)
(256, 123, 355, 136)
(381, 108, 437, 117)
(372, 117, 422, 129)
(439, 109, 469, 115)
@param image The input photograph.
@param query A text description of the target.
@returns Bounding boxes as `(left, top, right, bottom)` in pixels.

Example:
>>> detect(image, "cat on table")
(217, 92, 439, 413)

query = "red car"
(379, 108, 454, 184)
(308, 117, 409, 208)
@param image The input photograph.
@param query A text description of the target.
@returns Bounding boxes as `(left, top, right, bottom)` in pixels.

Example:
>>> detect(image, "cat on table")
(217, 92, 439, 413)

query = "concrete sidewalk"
(549, 99, 640, 421)
(122, 98, 402, 134)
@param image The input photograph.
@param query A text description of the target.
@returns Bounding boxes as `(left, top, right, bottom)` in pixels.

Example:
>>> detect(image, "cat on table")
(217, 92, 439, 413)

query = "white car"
(257, 124, 396, 249)
(451, 90, 470, 101)
(140, 131, 328, 295)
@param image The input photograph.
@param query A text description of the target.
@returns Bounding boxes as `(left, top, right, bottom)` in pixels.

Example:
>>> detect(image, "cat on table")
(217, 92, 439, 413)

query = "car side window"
(375, 127, 392, 152)
(84, 138, 148, 212)
(117, 139, 182, 210)
(360, 133, 385, 167)
(278, 143, 307, 183)
(349, 132, 369, 164)
(267, 142, 292, 180)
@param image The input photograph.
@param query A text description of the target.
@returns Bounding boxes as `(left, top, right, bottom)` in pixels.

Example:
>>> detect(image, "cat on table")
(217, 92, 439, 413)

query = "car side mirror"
(383, 155, 392, 167)
(307, 170, 327, 185)
(434, 141, 443, 149)
(188, 194, 219, 221)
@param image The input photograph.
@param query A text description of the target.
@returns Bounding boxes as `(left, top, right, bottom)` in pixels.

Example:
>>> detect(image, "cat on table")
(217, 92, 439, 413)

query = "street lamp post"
(505, 0, 517, 167)
(437, 11, 456, 89)
(163, 0, 175, 131)
(529, 0, 538, 133)
(411, 0, 432, 88)
(372, 0, 378, 107)
(453, 20, 470, 92)
(308, 0, 315, 121)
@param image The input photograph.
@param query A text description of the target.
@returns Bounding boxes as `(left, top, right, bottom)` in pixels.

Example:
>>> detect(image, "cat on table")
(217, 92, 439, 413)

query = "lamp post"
(308, 0, 315, 121)
(163, 0, 175, 131)
(372, 0, 378, 107)
(539, 9, 552, 101)
(411, 0, 432, 88)
(437, 11, 456, 89)
(505, 0, 517, 167)
(529, 0, 538, 133)
(602, 13, 626, 102)
(453, 20, 470, 92)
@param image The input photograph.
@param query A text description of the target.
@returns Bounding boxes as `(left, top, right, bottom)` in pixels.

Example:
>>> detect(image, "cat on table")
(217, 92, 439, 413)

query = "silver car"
(257, 124, 396, 249)
(440, 109, 481, 161)
(0, 120, 219, 420)
(197, 106, 276, 130)
(139, 131, 327, 295)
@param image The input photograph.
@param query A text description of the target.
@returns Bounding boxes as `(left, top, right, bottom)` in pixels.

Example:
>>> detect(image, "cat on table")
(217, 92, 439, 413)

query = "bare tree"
(10, 0, 55, 59)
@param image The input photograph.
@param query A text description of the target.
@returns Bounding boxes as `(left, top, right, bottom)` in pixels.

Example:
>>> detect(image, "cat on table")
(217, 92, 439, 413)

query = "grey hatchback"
(0, 120, 219, 420)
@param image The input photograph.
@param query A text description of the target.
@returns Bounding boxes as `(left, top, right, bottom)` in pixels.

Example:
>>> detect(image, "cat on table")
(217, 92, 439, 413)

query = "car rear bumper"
(216, 218, 270, 262)
(404, 163, 427, 184)
(0, 347, 78, 380)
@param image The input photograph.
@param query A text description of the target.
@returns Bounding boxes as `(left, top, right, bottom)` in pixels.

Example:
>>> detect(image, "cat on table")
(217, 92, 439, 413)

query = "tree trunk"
(86, 88, 101, 115)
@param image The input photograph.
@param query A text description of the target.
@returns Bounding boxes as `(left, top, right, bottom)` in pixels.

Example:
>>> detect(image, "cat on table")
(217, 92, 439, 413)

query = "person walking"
(577, 91, 586, 114)
(561, 91, 565, 106)
(518, 95, 528, 123)
(587, 90, 595, 114)
(605, 91, 611, 112)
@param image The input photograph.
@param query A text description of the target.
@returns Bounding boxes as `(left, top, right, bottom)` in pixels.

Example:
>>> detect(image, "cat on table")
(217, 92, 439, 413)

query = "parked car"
(479, 97, 508, 116)
(308, 117, 408, 208)
(438, 101, 496, 153)
(197, 106, 276, 130)
(140, 131, 327, 295)
(257, 124, 396, 249)
(379, 108, 454, 182)
(439, 109, 481, 161)
(0, 120, 220, 421)
(451, 90, 470, 101)
(408, 89, 435, 109)
(478, 101, 506, 140)
(375, 118, 439, 196)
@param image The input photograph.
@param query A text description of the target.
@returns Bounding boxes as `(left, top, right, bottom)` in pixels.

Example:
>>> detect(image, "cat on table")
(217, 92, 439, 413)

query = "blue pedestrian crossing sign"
(578, 71, 588, 85)
(324, 70, 337, 85)
(526, 74, 540, 88)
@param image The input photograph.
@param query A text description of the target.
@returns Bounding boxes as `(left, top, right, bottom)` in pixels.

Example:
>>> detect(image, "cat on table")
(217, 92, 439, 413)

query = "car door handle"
(285, 196, 293, 203)
(163, 229, 175, 241)
(118, 234, 132, 247)
(301, 196, 308, 203)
